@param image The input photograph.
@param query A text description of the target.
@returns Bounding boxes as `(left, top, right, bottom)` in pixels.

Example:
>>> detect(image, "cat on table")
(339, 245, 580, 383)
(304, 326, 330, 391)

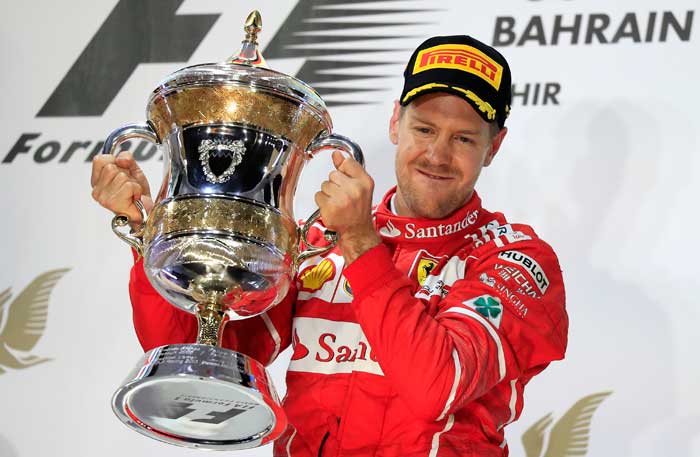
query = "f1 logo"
(37, 0, 219, 117)
(157, 401, 253, 425)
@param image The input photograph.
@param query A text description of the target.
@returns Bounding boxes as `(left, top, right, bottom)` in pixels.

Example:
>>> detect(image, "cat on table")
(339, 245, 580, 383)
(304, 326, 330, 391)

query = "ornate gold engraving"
(148, 86, 327, 148)
(143, 196, 298, 257)
(196, 302, 227, 347)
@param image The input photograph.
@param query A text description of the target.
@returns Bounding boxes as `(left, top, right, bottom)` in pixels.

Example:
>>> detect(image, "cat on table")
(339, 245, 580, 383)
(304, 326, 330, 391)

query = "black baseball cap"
(399, 35, 512, 128)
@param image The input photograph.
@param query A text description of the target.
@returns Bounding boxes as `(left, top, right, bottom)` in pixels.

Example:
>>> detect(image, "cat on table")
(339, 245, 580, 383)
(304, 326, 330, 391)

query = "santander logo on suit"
(379, 210, 479, 239)
(288, 317, 384, 376)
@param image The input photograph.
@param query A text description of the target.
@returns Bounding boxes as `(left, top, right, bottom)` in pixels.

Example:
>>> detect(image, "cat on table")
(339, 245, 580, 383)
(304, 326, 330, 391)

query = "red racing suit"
(129, 188, 568, 456)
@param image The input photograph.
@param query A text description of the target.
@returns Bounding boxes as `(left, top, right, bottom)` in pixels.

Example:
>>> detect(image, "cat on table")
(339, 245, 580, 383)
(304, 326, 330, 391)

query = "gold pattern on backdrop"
(522, 391, 612, 457)
(0, 269, 70, 375)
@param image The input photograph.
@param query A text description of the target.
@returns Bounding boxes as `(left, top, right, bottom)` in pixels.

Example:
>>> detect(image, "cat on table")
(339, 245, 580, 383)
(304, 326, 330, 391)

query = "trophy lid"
(149, 11, 330, 127)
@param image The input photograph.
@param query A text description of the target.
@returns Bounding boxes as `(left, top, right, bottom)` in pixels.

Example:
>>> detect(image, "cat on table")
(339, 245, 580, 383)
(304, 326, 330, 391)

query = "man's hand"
(315, 150, 381, 265)
(91, 152, 153, 227)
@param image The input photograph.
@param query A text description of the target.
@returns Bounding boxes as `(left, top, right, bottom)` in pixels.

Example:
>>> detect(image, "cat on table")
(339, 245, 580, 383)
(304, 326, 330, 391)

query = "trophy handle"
(111, 200, 149, 258)
(102, 123, 160, 259)
(298, 134, 365, 264)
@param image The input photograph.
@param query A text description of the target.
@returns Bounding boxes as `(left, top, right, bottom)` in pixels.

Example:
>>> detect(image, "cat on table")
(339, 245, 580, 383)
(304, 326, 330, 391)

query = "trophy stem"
(196, 302, 228, 346)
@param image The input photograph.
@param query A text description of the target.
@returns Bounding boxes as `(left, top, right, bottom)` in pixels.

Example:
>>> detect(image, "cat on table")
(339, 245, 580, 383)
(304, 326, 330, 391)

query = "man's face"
(389, 92, 507, 219)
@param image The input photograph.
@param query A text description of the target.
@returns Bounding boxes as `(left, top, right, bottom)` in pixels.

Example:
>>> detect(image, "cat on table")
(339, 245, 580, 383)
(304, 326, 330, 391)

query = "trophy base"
(112, 344, 286, 450)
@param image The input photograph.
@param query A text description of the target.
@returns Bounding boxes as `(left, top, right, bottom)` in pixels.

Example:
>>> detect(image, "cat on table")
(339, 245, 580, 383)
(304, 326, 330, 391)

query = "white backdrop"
(1, 0, 698, 456)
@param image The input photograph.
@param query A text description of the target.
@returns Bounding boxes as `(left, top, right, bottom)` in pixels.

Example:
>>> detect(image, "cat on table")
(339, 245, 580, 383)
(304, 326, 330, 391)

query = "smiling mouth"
(418, 169, 452, 180)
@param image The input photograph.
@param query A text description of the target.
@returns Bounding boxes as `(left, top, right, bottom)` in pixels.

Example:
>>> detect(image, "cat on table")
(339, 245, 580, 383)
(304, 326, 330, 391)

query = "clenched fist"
(90, 152, 153, 227)
(315, 150, 381, 265)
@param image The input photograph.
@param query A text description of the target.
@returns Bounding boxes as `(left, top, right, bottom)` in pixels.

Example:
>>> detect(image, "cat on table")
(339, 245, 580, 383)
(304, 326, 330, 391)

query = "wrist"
(338, 224, 381, 265)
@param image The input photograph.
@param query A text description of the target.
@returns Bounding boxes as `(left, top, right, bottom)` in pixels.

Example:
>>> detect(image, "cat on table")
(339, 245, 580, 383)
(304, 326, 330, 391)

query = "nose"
(424, 134, 451, 165)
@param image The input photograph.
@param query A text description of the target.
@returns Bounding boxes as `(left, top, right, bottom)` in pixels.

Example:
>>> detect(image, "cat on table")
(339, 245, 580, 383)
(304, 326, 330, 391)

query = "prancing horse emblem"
(198, 138, 246, 184)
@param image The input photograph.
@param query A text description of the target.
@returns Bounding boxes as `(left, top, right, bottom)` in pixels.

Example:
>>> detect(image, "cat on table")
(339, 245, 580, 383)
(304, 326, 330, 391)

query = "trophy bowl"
(104, 10, 363, 450)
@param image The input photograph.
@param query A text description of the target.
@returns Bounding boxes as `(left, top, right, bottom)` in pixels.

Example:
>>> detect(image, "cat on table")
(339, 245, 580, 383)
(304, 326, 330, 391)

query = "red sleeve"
(343, 241, 567, 421)
(222, 288, 295, 366)
(129, 257, 294, 365)
(129, 258, 196, 351)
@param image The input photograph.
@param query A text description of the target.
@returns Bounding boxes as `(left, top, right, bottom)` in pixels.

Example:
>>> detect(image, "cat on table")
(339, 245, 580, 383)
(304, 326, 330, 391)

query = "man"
(91, 35, 568, 456)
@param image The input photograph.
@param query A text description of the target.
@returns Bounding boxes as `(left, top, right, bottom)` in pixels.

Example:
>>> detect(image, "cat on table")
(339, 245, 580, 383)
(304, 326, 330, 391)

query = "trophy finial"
(244, 10, 262, 43)
(230, 10, 268, 67)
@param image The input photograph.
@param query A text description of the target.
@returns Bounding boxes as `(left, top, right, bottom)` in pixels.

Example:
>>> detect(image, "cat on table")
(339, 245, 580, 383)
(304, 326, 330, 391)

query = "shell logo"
(299, 259, 336, 292)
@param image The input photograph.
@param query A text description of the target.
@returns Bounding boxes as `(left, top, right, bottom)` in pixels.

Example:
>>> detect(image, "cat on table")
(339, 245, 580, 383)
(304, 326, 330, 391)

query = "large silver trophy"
(104, 11, 363, 450)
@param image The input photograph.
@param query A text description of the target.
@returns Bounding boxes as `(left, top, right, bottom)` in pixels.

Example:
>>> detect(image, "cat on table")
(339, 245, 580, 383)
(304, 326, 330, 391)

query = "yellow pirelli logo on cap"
(413, 44, 503, 90)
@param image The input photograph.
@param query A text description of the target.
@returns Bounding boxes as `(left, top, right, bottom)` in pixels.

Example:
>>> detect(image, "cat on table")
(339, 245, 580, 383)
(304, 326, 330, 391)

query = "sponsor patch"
(493, 264, 541, 299)
(405, 210, 479, 240)
(299, 259, 336, 292)
(468, 222, 531, 248)
(412, 44, 503, 90)
(479, 272, 496, 287)
(409, 250, 443, 286)
(479, 272, 529, 318)
(462, 295, 503, 328)
(343, 278, 353, 297)
(290, 329, 310, 361)
(379, 220, 401, 238)
(417, 257, 439, 285)
(415, 255, 465, 300)
(497, 251, 549, 294)
(288, 318, 383, 376)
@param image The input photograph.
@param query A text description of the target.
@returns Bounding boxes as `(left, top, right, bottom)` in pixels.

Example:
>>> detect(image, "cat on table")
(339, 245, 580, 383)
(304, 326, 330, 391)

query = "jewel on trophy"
(198, 138, 246, 184)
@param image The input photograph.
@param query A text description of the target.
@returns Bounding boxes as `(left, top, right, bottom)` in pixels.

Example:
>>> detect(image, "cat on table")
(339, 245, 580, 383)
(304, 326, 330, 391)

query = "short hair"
(488, 122, 501, 139)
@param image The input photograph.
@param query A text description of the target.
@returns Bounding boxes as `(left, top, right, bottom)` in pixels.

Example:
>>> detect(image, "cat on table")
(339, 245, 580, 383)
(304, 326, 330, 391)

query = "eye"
(414, 126, 433, 135)
(456, 135, 473, 144)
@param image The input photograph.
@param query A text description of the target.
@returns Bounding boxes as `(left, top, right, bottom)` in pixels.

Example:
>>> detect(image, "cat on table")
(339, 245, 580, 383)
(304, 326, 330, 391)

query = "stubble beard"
(396, 170, 470, 219)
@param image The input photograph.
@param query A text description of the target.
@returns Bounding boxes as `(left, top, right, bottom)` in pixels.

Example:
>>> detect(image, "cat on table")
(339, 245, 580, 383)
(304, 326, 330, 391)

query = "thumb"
(332, 149, 346, 170)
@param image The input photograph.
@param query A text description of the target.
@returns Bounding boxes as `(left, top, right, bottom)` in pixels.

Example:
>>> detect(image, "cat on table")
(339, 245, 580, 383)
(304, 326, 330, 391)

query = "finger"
(114, 151, 135, 170)
(320, 180, 341, 197)
(124, 173, 143, 200)
(104, 171, 140, 203)
(91, 154, 116, 187)
(115, 151, 151, 196)
(119, 202, 145, 224)
(95, 163, 122, 190)
(330, 165, 374, 200)
(92, 180, 133, 216)
(108, 181, 145, 222)
(328, 169, 352, 187)
(314, 191, 329, 211)
(95, 170, 139, 213)
(314, 191, 337, 231)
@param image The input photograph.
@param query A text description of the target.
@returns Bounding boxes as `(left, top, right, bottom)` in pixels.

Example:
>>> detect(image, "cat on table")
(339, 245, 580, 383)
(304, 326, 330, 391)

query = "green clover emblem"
(474, 296, 502, 319)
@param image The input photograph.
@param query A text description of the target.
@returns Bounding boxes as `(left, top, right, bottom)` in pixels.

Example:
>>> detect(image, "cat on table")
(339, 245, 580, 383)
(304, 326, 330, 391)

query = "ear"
(389, 100, 401, 145)
(483, 126, 508, 167)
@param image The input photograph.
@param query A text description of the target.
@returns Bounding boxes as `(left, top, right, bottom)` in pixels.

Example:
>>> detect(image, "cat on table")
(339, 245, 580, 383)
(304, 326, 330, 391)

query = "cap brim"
(400, 85, 498, 125)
